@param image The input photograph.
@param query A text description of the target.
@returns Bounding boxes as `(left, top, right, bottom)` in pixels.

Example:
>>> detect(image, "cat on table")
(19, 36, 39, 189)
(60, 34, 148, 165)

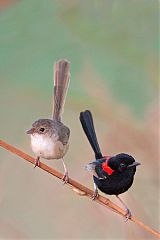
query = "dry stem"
(0, 139, 159, 238)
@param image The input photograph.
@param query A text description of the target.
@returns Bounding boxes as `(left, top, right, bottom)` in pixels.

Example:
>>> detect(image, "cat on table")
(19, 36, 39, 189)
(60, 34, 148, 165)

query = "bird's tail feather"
(53, 59, 70, 121)
(79, 110, 102, 159)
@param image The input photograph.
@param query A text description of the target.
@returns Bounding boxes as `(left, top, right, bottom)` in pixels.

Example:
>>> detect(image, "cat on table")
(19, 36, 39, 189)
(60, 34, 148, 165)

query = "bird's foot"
(62, 171, 69, 184)
(92, 189, 99, 200)
(124, 208, 132, 222)
(34, 156, 40, 168)
(115, 195, 131, 222)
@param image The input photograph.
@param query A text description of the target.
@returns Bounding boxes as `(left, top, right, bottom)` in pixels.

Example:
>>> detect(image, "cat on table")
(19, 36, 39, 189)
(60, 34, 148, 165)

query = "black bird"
(79, 110, 140, 221)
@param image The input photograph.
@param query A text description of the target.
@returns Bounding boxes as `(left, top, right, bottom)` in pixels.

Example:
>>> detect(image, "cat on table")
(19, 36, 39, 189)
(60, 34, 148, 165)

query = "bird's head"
(26, 119, 53, 136)
(107, 153, 141, 172)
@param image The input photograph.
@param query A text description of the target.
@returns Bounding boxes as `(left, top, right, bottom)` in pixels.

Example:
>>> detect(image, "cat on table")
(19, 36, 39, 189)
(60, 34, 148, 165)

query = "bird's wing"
(85, 159, 108, 179)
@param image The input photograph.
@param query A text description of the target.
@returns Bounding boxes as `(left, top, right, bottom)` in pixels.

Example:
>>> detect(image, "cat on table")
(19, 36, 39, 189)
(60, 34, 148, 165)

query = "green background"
(0, 0, 158, 239)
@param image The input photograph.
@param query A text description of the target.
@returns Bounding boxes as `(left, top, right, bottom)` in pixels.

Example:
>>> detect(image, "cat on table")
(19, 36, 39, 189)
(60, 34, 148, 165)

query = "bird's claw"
(34, 157, 40, 168)
(124, 208, 132, 222)
(62, 172, 69, 184)
(92, 190, 99, 200)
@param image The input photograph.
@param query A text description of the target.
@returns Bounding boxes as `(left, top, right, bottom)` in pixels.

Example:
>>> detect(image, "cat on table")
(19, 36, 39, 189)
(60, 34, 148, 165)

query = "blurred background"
(0, 0, 159, 239)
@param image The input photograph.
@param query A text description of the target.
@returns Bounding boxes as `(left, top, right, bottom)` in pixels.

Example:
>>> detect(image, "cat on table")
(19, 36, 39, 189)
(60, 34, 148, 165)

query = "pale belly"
(30, 134, 69, 159)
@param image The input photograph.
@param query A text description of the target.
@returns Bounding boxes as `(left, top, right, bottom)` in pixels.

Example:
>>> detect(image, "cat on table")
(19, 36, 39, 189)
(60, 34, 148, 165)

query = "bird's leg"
(92, 182, 99, 200)
(34, 156, 40, 168)
(61, 158, 69, 184)
(116, 195, 131, 222)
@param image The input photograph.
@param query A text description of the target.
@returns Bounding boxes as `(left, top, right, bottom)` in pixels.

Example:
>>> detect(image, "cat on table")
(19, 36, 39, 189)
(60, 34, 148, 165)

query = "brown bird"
(26, 59, 70, 183)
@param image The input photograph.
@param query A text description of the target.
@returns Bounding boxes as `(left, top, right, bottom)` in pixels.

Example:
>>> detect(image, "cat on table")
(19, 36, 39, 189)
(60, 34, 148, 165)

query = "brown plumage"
(27, 59, 71, 183)
(53, 59, 70, 121)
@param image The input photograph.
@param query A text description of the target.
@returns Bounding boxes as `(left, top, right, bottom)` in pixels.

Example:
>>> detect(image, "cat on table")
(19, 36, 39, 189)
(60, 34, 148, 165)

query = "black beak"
(26, 128, 35, 134)
(127, 161, 141, 168)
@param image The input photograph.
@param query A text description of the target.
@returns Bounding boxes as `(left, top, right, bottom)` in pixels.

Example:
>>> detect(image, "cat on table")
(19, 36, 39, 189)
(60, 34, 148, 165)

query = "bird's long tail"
(79, 110, 103, 159)
(53, 59, 70, 121)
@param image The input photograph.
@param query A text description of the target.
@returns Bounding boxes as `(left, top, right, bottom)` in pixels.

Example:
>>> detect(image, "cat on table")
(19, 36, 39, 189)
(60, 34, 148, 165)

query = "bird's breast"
(30, 134, 68, 159)
(94, 169, 135, 195)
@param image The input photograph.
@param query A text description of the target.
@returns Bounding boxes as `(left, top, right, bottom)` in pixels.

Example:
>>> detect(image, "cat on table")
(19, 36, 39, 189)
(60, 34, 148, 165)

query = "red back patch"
(102, 156, 115, 175)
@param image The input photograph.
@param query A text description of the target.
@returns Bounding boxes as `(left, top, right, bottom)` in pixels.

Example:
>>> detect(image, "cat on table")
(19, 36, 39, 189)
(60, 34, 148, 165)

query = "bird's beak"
(26, 128, 35, 134)
(127, 161, 141, 168)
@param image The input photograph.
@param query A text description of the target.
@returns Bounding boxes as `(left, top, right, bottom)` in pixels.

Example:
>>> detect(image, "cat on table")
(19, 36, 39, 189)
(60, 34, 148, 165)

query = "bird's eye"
(120, 163, 126, 168)
(39, 127, 45, 132)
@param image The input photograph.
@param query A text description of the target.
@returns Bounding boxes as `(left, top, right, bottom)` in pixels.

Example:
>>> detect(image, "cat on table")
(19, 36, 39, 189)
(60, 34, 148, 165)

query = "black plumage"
(80, 110, 140, 221)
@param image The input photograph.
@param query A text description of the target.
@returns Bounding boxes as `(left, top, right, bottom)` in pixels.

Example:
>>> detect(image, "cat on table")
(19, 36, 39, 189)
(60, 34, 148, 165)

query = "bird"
(26, 59, 70, 183)
(79, 110, 140, 221)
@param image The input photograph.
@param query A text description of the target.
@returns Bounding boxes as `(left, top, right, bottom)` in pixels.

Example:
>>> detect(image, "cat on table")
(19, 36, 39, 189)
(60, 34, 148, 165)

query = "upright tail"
(79, 110, 103, 159)
(53, 59, 70, 121)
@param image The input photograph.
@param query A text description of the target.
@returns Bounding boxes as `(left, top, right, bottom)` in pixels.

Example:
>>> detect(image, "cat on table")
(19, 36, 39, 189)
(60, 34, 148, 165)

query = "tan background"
(0, 0, 159, 239)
